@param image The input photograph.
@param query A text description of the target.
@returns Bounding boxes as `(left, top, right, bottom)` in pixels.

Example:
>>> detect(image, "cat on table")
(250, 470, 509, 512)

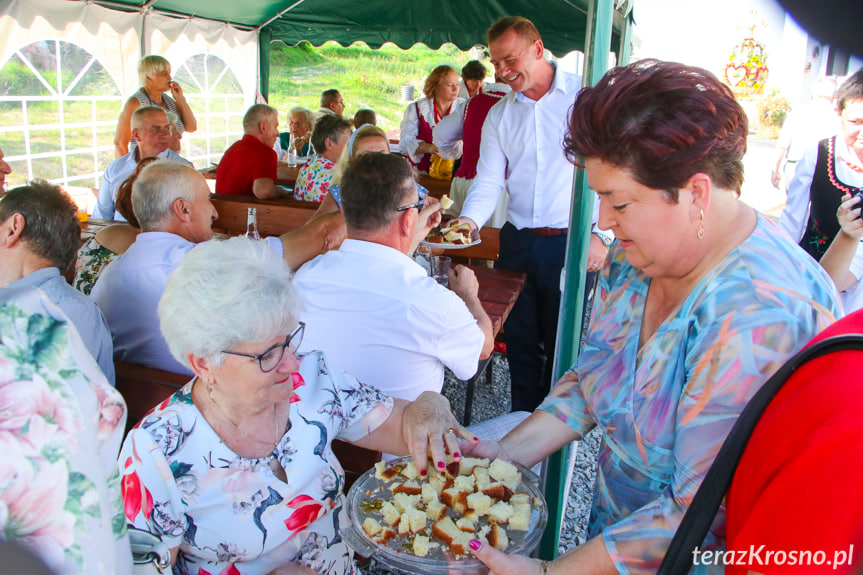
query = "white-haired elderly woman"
(113, 55, 198, 158)
(118, 237, 470, 575)
(274, 107, 316, 161)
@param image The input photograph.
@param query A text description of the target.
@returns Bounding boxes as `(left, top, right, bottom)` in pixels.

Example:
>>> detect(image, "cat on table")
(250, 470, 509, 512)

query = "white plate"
(420, 238, 482, 250)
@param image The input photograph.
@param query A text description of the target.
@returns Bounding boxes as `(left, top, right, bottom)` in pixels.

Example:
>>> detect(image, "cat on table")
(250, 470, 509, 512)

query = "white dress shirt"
(293, 239, 484, 401)
(779, 139, 863, 312)
(399, 97, 465, 165)
(93, 149, 191, 220)
(92, 232, 283, 375)
(460, 65, 601, 231)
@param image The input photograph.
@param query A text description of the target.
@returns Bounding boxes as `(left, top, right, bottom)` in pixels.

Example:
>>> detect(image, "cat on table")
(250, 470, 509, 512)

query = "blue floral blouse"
(539, 215, 840, 574)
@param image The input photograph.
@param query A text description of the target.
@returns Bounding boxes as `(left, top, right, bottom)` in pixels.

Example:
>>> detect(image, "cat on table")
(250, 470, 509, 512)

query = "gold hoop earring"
(697, 209, 705, 240)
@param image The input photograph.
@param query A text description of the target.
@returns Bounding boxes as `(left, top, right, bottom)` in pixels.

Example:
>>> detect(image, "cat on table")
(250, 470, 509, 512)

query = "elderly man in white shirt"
(294, 152, 494, 402)
(453, 17, 611, 412)
(92, 160, 346, 375)
(93, 105, 190, 220)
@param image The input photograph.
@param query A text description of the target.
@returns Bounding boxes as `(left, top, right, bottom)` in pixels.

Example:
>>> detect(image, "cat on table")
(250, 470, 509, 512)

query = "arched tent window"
(0, 40, 123, 189)
(173, 53, 245, 167)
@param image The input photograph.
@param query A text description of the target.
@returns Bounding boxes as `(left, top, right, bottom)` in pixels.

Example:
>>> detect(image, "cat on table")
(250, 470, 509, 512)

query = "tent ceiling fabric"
(94, 0, 612, 56)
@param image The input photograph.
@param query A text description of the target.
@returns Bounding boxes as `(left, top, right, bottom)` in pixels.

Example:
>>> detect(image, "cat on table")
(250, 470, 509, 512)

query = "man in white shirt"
(93, 106, 190, 220)
(92, 160, 346, 375)
(294, 152, 494, 401)
(455, 17, 611, 411)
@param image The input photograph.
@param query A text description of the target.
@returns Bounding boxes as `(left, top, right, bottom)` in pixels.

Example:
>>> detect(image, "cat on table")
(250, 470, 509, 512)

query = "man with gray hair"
(94, 105, 191, 220)
(0, 181, 114, 383)
(317, 88, 345, 118)
(216, 103, 290, 199)
(294, 152, 493, 401)
(93, 160, 346, 374)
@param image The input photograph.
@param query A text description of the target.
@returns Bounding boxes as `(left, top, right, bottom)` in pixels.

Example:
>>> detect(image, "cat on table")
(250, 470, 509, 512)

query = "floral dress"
(294, 156, 336, 202)
(119, 351, 393, 575)
(74, 237, 117, 295)
(0, 286, 131, 575)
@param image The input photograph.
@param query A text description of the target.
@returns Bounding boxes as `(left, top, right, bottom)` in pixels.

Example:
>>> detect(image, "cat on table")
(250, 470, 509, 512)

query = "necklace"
(208, 388, 281, 452)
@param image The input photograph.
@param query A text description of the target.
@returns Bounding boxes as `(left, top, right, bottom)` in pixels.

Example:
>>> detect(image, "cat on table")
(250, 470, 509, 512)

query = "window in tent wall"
(172, 53, 245, 168)
(0, 40, 123, 189)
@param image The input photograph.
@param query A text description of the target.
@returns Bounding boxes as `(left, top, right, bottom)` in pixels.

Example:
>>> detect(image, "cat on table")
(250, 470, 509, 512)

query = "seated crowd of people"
(1, 15, 863, 575)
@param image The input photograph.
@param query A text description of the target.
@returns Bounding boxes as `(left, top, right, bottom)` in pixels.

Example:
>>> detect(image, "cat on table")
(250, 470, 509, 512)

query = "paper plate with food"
(422, 222, 482, 249)
(341, 455, 548, 575)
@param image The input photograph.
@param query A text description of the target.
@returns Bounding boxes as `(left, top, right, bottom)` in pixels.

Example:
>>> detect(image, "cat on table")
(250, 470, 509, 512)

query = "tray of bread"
(422, 222, 482, 249)
(341, 455, 547, 575)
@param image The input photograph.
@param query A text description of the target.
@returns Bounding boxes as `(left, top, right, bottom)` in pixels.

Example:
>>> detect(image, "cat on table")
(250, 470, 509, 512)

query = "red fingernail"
(453, 452, 461, 458)
(469, 539, 482, 551)
(437, 461, 445, 469)
(472, 436, 479, 442)
(420, 469, 427, 476)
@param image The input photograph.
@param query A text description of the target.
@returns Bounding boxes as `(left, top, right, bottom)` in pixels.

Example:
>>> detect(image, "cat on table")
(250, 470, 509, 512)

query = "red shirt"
(215, 134, 277, 196)
(724, 310, 863, 574)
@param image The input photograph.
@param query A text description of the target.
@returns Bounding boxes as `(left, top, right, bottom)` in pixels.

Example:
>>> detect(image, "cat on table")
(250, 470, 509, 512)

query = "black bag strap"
(659, 333, 863, 575)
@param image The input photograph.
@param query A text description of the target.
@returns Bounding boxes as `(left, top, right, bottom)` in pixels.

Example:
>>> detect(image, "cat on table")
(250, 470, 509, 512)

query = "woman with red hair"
(465, 60, 840, 575)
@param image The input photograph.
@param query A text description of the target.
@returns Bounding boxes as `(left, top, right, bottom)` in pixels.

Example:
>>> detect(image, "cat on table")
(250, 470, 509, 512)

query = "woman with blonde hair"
(399, 64, 464, 173)
(113, 55, 197, 157)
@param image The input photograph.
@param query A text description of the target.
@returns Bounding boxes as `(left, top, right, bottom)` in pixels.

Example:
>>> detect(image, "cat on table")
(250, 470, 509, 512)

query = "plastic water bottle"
(245, 207, 261, 240)
(287, 134, 298, 167)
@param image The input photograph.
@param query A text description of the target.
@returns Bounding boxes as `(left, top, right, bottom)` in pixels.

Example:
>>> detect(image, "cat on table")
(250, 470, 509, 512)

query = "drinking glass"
(432, 256, 451, 286)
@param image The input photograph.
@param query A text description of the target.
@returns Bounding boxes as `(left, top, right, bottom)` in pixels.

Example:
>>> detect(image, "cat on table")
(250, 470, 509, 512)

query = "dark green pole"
(539, 0, 614, 559)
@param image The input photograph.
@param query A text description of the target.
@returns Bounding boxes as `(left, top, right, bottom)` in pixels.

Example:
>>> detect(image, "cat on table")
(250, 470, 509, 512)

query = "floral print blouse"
(294, 156, 336, 202)
(119, 351, 393, 575)
(0, 286, 131, 575)
(539, 215, 840, 574)
(74, 237, 117, 296)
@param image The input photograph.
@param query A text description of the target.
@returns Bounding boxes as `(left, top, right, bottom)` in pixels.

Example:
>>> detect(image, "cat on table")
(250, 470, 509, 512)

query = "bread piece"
(489, 459, 521, 490)
(393, 492, 421, 513)
(375, 462, 403, 482)
(427, 474, 447, 496)
(401, 461, 419, 480)
(401, 506, 427, 534)
(413, 534, 431, 557)
(380, 500, 401, 527)
(375, 528, 397, 545)
(440, 487, 468, 514)
(444, 460, 461, 479)
(432, 517, 461, 545)
(487, 523, 509, 551)
(362, 517, 383, 537)
(459, 457, 490, 475)
(473, 466, 492, 490)
(456, 517, 476, 533)
(481, 482, 514, 502)
(488, 501, 514, 524)
(509, 493, 530, 506)
(466, 491, 493, 516)
(422, 482, 440, 504)
(462, 509, 479, 524)
(425, 499, 447, 521)
(393, 481, 422, 496)
(509, 503, 531, 531)
(439, 195, 454, 210)
(453, 474, 475, 493)
(442, 224, 472, 245)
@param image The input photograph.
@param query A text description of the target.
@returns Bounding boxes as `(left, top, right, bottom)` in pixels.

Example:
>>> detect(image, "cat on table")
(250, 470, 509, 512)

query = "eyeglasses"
(396, 199, 425, 212)
(221, 323, 305, 372)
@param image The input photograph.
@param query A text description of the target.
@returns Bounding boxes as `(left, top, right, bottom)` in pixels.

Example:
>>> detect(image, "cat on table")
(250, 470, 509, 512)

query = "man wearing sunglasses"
(294, 152, 494, 403)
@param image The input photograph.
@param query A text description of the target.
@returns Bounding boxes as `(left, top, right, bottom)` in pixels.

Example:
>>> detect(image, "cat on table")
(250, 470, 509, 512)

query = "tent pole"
(539, 0, 613, 561)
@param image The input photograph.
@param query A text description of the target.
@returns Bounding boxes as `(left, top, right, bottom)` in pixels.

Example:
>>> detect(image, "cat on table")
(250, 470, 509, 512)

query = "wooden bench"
(210, 194, 318, 237)
(114, 360, 379, 488)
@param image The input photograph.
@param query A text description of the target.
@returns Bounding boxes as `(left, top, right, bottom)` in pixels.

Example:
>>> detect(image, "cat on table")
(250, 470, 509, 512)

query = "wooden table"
(463, 265, 525, 425)
(202, 163, 451, 197)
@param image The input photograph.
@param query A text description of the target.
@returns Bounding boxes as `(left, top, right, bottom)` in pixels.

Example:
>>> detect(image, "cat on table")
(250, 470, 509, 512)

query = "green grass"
(268, 41, 490, 133)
